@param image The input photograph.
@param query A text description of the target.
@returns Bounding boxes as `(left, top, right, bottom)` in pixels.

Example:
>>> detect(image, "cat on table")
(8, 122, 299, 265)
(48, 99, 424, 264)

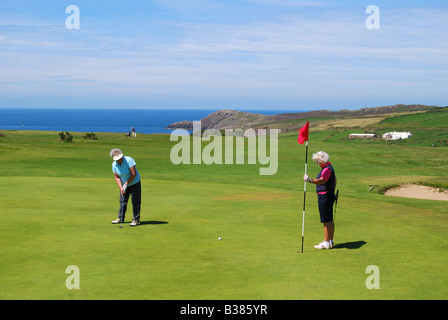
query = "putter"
(119, 194, 124, 229)
(333, 190, 339, 221)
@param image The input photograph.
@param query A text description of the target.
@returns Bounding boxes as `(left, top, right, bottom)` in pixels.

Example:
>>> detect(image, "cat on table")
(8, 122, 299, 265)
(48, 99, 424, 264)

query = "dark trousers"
(118, 181, 141, 222)
(317, 192, 335, 223)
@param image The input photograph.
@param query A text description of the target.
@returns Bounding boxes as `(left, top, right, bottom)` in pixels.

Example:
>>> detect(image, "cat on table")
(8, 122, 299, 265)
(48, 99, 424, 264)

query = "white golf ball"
(218, 237, 221, 241)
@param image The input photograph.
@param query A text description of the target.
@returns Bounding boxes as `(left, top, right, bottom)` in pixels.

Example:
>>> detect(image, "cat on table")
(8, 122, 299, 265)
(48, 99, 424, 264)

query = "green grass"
(0, 128, 447, 300)
(379, 107, 448, 128)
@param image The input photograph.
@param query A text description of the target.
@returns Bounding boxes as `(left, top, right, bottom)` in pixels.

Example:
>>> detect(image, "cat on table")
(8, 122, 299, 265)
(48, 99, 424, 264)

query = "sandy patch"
(385, 184, 448, 201)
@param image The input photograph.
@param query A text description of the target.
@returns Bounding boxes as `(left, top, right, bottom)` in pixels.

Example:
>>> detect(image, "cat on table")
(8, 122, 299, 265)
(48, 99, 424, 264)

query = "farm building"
(349, 133, 377, 139)
(382, 131, 412, 140)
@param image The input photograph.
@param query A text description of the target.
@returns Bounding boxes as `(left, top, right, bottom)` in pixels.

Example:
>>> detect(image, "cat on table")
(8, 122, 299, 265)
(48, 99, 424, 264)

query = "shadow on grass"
(333, 241, 366, 250)
(139, 221, 168, 226)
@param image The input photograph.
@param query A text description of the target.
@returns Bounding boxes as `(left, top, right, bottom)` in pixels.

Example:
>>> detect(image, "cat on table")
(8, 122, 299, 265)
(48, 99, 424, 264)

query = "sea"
(0, 108, 302, 135)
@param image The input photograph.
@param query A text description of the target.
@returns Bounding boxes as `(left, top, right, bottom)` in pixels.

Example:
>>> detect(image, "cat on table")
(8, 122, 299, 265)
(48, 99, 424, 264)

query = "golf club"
(119, 194, 124, 229)
(333, 190, 339, 221)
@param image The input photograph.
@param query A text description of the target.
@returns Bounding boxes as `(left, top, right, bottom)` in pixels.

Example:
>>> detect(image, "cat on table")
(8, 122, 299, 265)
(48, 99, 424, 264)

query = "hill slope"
(165, 104, 442, 131)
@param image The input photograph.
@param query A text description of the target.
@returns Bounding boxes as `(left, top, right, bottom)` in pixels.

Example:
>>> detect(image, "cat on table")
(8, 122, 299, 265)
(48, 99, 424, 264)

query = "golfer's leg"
(324, 221, 334, 242)
(327, 194, 335, 241)
(325, 192, 336, 241)
(130, 182, 141, 222)
(119, 192, 130, 222)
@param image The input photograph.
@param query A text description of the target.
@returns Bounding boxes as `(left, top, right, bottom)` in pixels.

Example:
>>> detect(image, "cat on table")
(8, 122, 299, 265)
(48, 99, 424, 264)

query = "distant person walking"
(110, 148, 141, 226)
(304, 151, 337, 249)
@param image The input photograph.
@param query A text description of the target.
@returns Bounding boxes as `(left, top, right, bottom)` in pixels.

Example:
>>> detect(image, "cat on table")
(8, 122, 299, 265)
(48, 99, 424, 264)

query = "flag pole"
(300, 140, 308, 253)
(297, 121, 309, 254)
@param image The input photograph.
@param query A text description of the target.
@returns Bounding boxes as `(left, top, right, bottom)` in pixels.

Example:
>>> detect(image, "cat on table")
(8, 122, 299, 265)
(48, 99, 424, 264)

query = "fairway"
(0, 129, 447, 300)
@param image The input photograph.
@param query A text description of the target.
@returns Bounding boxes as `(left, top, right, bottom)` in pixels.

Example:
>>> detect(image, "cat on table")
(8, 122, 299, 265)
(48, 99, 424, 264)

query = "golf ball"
(218, 237, 221, 241)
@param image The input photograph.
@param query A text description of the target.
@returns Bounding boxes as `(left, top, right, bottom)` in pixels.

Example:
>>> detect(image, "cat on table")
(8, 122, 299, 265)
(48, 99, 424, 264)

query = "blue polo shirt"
(112, 156, 141, 186)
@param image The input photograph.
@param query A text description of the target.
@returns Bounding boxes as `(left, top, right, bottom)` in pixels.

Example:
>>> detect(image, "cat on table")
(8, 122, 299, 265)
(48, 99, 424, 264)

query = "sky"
(0, 0, 447, 110)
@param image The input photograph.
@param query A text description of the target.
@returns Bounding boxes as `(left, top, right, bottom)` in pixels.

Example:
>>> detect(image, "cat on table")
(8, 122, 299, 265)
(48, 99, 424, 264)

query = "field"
(0, 110, 447, 300)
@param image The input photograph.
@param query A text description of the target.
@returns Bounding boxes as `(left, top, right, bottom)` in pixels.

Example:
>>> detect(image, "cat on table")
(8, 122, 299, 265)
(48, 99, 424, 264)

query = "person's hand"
(121, 182, 128, 195)
(304, 174, 309, 181)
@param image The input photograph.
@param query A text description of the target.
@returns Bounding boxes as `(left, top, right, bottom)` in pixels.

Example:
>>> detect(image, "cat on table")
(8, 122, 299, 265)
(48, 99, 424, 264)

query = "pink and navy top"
(316, 162, 336, 195)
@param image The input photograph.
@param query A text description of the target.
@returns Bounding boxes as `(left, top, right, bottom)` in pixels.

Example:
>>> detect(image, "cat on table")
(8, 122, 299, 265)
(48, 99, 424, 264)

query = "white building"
(382, 131, 412, 140)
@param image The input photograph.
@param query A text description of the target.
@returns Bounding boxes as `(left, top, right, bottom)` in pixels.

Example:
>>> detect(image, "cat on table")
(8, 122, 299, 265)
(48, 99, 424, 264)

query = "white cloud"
(0, 3, 447, 108)
(247, 0, 327, 7)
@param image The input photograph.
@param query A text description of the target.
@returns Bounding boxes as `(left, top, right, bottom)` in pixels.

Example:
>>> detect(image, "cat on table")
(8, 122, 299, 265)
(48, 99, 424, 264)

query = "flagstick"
(300, 141, 309, 253)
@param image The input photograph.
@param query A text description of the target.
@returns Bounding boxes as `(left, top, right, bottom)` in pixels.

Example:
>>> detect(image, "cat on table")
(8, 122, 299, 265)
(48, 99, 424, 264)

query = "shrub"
(59, 131, 73, 143)
(83, 132, 98, 140)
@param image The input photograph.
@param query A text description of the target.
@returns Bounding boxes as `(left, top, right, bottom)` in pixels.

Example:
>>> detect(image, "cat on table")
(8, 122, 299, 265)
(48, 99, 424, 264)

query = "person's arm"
(125, 166, 137, 186)
(304, 175, 326, 185)
(115, 167, 137, 195)
(114, 172, 125, 195)
(304, 167, 331, 185)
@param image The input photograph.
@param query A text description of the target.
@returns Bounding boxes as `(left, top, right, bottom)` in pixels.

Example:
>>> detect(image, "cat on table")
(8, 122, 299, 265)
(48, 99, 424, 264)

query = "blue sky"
(0, 0, 447, 110)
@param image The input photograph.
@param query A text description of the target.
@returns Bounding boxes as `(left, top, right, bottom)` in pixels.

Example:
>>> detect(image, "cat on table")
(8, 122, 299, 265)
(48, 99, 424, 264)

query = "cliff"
(165, 104, 441, 131)
(165, 109, 271, 130)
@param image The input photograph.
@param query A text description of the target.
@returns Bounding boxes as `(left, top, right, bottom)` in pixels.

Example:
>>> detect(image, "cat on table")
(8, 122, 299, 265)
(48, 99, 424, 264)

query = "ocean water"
(0, 108, 301, 134)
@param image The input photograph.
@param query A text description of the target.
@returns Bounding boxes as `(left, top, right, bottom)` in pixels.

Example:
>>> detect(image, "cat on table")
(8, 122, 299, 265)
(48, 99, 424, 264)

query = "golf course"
(1, 107, 447, 300)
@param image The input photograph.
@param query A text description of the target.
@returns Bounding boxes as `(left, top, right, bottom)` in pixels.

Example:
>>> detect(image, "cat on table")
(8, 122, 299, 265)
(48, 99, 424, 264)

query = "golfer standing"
(304, 151, 337, 249)
(110, 148, 141, 226)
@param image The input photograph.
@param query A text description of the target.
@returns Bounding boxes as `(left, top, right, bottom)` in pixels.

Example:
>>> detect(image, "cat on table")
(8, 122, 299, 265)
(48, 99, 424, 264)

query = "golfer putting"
(304, 151, 337, 249)
(110, 148, 141, 227)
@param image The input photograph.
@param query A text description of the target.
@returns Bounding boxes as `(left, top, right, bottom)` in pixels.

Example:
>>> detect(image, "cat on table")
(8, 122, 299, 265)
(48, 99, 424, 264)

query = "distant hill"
(165, 104, 442, 131)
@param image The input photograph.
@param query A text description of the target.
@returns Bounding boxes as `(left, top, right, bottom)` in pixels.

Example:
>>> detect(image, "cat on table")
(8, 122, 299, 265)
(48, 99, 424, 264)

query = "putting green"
(0, 130, 447, 299)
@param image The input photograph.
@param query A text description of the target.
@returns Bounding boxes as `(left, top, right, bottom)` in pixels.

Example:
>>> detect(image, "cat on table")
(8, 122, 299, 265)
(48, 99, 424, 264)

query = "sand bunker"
(385, 184, 448, 201)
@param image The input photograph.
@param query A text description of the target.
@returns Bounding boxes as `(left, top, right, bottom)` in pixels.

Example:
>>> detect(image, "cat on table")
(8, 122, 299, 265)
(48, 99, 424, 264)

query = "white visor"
(113, 153, 124, 161)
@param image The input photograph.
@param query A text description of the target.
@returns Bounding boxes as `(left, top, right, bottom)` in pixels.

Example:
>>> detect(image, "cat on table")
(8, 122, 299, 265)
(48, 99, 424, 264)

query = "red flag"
(297, 121, 309, 144)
